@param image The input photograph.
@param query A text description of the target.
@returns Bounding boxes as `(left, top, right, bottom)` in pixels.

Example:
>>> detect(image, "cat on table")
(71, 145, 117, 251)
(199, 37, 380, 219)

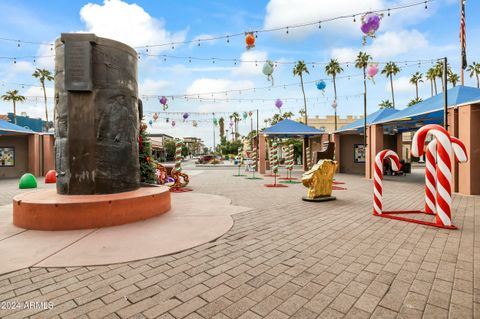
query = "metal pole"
(443, 57, 448, 130)
(256, 109, 259, 150)
(212, 112, 216, 154)
(363, 67, 367, 149)
(250, 115, 253, 151)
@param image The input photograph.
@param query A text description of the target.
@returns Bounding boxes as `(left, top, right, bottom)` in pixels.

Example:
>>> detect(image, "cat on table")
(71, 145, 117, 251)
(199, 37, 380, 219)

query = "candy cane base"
(264, 183, 288, 188)
(375, 210, 457, 229)
(302, 195, 336, 202)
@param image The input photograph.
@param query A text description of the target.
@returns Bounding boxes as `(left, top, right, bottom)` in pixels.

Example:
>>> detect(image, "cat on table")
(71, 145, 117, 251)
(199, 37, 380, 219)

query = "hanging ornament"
(331, 100, 338, 109)
(242, 111, 248, 120)
(229, 121, 234, 128)
(159, 96, 168, 110)
(213, 118, 218, 126)
(248, 111, 253, 117)
(316, 80, 326, 91)
(367, 63, 379, 83)
(360, 13, 383, 45)
(192, 120, 198, 127)
(275, 99, 283, 111)
(148, 119, 153, 127)
(183, 112, 189, 122)
(166, 118, 170, 123)
(245, 32, 255, 49)
(153, 112, 159, 122)
(262, 60, 274, 85)
(171, 120, 176, 127)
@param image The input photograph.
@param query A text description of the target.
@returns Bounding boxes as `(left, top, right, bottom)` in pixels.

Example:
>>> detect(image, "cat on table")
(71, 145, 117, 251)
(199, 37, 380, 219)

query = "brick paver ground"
(0, 164, 478, 318)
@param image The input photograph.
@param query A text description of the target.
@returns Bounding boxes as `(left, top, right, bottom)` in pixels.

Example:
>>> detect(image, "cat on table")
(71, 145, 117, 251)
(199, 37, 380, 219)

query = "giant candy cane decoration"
(424, 137, 468, 215)
(412, 125, 454, 227)
(373, 150, 401, 215)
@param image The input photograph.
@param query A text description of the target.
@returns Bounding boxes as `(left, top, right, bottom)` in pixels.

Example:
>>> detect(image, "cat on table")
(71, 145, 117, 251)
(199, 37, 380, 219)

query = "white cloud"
(384, 76, 414, 93)
(232, 50, 268, 77)
(79, 0, 186, 52)
(330, 29, 428, 61)
(186, 78, 255, 97)
(189, 34, 218, 48)
(264, 0, 383, 39)
(139, 79, 170, 95)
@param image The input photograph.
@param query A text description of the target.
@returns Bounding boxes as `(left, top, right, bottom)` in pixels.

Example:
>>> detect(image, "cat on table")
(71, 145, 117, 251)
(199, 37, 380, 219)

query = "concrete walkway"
(0, 166, 478, 319)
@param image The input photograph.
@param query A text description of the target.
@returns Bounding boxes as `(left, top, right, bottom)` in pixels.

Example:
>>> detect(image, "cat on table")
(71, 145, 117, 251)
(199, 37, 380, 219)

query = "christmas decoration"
(262, 60, 274, 85)
(153, 112, 159, 121)
(361, 13, 383, 45)
(242, 111, 248, 120)
(245, 32, 255, 49)
(159, 96, 168, 110)
(183, 112, 189, 122)
(171, 120, 176, 127)
(139, 122, 157, 184)
(192, 120, 198, 127)
(275, 99, 283, 111)
(316, 80, 326, 91)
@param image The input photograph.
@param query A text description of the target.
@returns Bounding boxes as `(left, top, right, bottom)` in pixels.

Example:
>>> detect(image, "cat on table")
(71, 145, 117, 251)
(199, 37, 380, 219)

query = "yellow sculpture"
(302, 160, 337, 201)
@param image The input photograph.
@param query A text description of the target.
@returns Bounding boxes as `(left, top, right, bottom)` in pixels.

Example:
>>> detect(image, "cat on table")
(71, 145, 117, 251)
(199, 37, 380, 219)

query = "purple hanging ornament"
(360, 13, 383, 45)
(275, 99, 283, 110)
(159, 96, 168, 110)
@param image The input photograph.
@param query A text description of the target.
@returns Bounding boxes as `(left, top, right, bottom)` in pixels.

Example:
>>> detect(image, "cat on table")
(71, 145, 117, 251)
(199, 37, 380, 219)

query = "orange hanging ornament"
(245, 32, 255, 50)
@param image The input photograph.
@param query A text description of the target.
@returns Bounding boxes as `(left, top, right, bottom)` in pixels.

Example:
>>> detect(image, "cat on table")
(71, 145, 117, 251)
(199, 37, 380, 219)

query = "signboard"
(354, 144, 365, 163)
(64, 40, 92, 91)
(0, 147, 15, 167)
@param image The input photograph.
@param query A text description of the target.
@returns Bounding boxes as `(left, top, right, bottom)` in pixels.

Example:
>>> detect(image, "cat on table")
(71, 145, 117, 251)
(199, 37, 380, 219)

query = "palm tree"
(219, 117, 225, 140)
(467, 62, 480, 88)
(355, 51, 372, 148)
(231, 112, 241, 140)
(426, 68, 437, 96)
(381, 62, 401, 108)
(1, 90, 26, 124)
(409, 72, 423, 99)
(293, 61, 309, 125)
(448, 70, 460, 87)
(407, 97, 423, 107)
(435, 61, 448, 93)
(282, 111, 294, 120)
(378, 100, 394, 109)
(325, 59, 343, 130)
(32, 68, 54, 131)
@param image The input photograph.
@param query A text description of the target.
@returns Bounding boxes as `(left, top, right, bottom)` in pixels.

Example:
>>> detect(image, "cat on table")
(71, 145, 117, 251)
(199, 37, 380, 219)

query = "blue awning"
(336, 108, 399, 133)
(264, 119, 324, 137)
(375, 85, 480, 125)
(0, 120, 36, 135)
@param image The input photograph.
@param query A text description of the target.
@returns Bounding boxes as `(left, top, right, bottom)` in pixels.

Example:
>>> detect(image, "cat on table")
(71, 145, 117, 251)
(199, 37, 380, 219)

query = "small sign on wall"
(354, 144, 365, 163)
(0, 147, 15, 167)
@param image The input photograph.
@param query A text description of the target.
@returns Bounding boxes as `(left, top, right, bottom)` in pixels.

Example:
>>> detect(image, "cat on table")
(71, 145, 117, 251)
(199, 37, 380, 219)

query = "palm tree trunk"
(433, 79, 437, 95)
(390, 74, 395, 108)
(333, 75, 337, 131)
(13, 100, 17, 125)
(42, 80, 49, 131)
(415, 83, 419, 99)
(477, 75, 479, 88)
(300, 74, 307, 125)
(430, 80, 433, 97)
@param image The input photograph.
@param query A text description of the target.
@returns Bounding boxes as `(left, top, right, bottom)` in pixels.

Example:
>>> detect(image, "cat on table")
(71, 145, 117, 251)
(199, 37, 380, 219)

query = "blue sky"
(1, 0, 479, 146)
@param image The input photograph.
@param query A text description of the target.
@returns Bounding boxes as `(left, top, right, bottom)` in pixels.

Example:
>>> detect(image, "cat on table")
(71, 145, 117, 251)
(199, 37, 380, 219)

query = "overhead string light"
(0, 0, 433, 52)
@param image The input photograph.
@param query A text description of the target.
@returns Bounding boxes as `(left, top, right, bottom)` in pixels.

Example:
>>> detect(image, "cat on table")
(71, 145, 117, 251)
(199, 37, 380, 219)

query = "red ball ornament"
(245, 32, 255, 49)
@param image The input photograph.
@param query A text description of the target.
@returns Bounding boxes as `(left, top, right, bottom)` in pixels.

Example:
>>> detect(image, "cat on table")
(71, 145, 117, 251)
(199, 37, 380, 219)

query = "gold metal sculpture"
(302, 159, 337, 201)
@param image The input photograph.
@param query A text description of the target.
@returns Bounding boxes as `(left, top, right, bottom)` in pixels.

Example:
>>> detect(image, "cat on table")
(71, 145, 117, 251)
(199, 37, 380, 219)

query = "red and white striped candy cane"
(373, 150, 401, 215)
(424, 140, 437, 214)
(412, 124, 453, 227)
(424, 137, 468, 215)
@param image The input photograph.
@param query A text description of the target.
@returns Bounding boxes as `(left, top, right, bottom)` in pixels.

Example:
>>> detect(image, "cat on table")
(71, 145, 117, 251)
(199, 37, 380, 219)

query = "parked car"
(196, 155, 214, 164)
